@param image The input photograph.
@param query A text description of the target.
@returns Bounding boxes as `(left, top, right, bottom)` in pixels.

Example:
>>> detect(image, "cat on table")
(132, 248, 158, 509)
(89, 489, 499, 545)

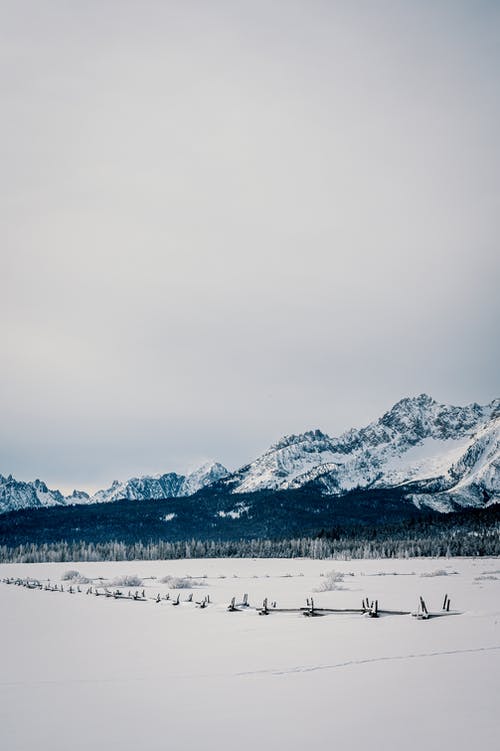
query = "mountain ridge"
(0, 461, 229, 515)
(1, 394, 498, 515)
(220, 394, 499, 510)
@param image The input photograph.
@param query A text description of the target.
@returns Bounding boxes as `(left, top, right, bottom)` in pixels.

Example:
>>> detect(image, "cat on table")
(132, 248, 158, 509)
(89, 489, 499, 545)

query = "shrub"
(314, 570, 345, 592)
(420, 569, 458, 578)
(160, 575, 204, 589)
(61, 569, 80, 581)
(110, 574, 143, 587)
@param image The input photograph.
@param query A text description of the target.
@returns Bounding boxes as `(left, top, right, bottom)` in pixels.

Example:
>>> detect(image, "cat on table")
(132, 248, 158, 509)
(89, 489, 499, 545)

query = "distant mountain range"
(1, 394, 499, 519)
(0, 462, 229, 515)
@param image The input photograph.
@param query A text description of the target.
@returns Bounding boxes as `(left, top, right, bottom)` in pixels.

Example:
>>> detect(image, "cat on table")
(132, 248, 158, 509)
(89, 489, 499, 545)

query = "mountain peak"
(404, 393, 435, 406)
(271, 429, 331, 452)
(1, 395, 498, 515)
(181, 461, 229, 496)
(226, 394, 499, 507)
(386, 393, 437, 415)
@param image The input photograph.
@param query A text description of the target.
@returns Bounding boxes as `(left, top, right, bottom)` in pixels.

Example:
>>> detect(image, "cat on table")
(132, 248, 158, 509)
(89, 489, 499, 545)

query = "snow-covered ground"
(1, 557, 499, 750)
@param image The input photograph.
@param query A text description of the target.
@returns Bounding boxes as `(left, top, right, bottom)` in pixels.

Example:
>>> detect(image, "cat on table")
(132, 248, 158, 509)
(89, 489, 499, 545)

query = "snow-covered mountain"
(90, 462, 229, 504)
(221, 394, 500, 510)
(0, 461, 229, 515)
(1, 395, 498, 516)
(0, 476, 67, 514)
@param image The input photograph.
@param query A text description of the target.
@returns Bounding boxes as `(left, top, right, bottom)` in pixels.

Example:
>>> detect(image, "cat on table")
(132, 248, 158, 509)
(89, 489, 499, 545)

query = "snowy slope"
(224, 394, 500, 509)
(179, 461, 230, 496)
(410, 415, 500, 510)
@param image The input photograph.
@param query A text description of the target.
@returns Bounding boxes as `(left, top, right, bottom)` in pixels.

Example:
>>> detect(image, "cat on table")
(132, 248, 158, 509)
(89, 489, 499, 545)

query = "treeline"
(1, 505, 498, 562)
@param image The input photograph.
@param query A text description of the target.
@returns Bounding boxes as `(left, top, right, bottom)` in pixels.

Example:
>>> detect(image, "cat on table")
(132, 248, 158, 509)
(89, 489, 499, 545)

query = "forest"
(1, 503, 498, 562)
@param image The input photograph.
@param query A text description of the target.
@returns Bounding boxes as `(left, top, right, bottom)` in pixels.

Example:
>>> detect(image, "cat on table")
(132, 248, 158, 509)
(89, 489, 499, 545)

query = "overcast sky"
(2, 1, 499, 492)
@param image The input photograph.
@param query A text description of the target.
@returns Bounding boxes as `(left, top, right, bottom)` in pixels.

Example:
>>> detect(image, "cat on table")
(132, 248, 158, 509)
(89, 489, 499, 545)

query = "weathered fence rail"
(2, 577, 459, 620)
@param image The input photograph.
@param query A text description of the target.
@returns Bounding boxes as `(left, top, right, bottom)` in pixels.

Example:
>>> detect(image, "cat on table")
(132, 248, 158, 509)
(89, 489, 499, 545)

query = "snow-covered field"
(1, 557, 499, 750)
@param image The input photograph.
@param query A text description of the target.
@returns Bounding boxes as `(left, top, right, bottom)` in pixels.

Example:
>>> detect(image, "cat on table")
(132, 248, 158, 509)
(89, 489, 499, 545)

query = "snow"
(377, 435, 472, 485)
(1, 557, 498, 750)
(217, 503, 250, 519)
(451, 417, 500, 494)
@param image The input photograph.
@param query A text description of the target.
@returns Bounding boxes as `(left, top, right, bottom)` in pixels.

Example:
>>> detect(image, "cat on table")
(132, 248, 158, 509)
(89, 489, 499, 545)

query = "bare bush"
(314, 570, 345, 592)
(160, 575, 205, 589)
(420, 569, 458, 578)
(61, 569, 80, 581)
(110, 574, 143, 587)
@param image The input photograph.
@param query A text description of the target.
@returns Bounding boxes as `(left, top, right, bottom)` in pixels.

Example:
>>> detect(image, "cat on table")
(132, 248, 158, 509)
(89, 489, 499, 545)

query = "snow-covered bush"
(420, 569, 458, 578)
(61, 569, 80, 581)
(161, 575, 205, 589)
(314, 570, 345, 592)
(61, 570, 92, 584)
(110, 574, 143, 587)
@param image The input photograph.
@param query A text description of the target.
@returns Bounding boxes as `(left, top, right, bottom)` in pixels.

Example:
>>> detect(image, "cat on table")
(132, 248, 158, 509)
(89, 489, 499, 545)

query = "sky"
(1, 1, 499, 493)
